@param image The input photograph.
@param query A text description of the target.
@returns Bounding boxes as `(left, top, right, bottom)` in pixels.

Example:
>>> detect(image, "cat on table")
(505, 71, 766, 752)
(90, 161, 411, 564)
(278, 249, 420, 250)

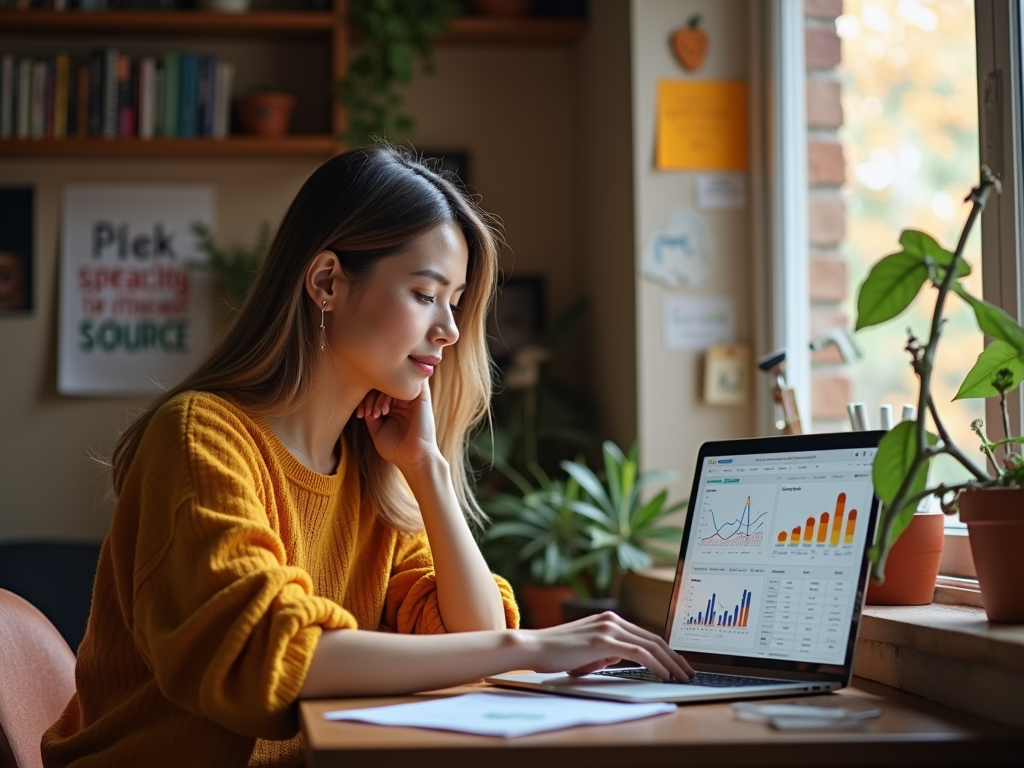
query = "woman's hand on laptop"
(519, 612, 695, 682)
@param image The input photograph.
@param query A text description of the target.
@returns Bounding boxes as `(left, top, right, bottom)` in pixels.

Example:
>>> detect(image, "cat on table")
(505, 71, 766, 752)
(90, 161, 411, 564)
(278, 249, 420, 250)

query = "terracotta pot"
(234, 92, 296, 137)
(521, 584, 575, 628)
(866, 511, 944, 605)
(470, 0, 533, 18)
(958, 488, 1024, 622)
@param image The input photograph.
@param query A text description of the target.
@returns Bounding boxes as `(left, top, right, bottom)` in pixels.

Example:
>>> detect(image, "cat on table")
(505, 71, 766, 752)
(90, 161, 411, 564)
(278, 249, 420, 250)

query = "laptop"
(487, 430, 884, 704)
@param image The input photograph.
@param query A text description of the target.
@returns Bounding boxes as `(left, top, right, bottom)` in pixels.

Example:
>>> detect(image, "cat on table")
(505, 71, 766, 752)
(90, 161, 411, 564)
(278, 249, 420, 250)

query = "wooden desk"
(301, 677, 1023, 767)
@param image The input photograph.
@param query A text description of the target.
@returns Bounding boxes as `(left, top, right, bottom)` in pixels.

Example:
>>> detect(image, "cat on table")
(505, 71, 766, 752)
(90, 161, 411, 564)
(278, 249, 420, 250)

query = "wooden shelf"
(0, 10, 586, 45)
(0, 9, 335, 37)
(0, 136, 341, 157)
(440, 17, 586, 46)
(0, 10, 586, 157)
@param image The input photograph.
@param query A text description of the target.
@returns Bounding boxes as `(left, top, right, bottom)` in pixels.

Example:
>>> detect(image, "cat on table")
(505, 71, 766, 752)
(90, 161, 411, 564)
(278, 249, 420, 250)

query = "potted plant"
(559, 440, 686, 620)
(482, 462, 592, 627)
(855, 166, 1024, 622)
(339, 0, 461, 144)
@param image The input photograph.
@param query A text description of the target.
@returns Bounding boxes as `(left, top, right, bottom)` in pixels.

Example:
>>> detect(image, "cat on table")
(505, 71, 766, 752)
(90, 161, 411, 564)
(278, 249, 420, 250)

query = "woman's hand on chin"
(358, 382, 443, 471)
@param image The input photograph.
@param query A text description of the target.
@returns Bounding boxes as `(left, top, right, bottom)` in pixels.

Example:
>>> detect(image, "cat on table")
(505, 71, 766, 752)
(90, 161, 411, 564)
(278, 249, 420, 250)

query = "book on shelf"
(0, 55, 13, 139)
(0, 47, 239, 142)
(54, 53, 69, 138)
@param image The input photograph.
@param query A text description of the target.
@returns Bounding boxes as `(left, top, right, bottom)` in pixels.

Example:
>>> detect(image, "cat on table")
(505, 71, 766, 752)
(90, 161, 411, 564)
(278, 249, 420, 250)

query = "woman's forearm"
(298, 628, 525, 698)
(403, 455, 506, 632)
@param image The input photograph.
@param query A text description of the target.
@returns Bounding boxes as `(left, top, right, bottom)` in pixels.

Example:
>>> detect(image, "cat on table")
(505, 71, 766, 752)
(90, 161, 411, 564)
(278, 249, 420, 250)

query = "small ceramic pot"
(197, 0, 252, 12)
(958, 488, 1024, 622)
(234, 92, 296, 137)
(866, 511, 944, 605)
(521, 584, 576, 628)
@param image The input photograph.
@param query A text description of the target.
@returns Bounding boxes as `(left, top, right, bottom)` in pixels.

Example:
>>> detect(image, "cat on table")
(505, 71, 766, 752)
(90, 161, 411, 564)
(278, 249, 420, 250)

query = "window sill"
(855, 602, 1024, 729)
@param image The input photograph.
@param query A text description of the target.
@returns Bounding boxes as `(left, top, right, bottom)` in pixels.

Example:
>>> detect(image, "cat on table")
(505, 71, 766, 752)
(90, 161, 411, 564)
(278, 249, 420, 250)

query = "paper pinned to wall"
(642, 208, 712, 289)
(656, 80, 748, 171)
(696, 173, 748, 210)
(664, 295, 735, 351)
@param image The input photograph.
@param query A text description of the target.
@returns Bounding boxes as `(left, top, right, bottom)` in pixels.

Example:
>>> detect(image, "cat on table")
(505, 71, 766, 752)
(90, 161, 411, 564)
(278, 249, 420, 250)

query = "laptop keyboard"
(593, 668, 791, 687)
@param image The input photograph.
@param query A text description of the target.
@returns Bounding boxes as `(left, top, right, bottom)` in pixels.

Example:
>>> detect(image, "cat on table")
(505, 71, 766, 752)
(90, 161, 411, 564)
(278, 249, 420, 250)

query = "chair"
(0, 542, 101, 651)
(0, 589, 77, 768)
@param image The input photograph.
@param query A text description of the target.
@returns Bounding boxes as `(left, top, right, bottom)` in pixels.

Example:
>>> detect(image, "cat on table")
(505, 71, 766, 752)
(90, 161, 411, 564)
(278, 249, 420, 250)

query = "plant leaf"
(642, 525, 684, 542)
(631, 489, 669, 530)
(872, 421, 937, 505)
(954, 340, 1024, 400)
(602, 446, 621, 514)
(898, 230, 970, 278)
(953, 284, 1024, 357)
(561, 460, 613, 516)
(855, 251, 929, 330)
(616, 541, 652, 572)
(485, 521, 541, 540)
(567, 499, 615, 529)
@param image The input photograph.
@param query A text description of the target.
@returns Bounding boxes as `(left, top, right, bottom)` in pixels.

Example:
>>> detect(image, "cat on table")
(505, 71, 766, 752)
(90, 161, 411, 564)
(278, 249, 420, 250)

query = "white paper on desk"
(323, 692, 675, 738)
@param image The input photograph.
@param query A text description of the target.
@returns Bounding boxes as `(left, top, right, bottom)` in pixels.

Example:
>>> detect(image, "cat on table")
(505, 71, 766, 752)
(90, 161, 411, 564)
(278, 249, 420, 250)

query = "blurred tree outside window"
(837, 0, 982, 491)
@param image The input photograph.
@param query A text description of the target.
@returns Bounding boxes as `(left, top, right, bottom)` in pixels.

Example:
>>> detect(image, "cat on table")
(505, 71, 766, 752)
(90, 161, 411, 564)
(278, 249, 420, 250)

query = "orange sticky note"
(657, 80, 748, 171)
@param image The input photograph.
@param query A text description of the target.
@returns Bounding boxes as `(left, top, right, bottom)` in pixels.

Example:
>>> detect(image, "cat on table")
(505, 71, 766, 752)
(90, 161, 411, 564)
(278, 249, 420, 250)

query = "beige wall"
(631, 0, 759, 506)
(0, 43, 580, 542)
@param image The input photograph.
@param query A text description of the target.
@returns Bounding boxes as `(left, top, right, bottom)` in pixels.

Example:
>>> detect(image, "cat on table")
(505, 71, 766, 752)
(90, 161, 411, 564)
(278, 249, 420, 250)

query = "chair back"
(0, 589, 77, 768)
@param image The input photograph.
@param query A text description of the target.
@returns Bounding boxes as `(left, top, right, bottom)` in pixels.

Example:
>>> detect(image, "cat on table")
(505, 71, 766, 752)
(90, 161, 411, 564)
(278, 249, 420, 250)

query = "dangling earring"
(318, 300, 327, 351)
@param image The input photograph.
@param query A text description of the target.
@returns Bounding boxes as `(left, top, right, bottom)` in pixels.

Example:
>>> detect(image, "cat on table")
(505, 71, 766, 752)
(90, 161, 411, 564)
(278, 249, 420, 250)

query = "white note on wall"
(696, 173, 748, 210)
(664, 295, 736, 351)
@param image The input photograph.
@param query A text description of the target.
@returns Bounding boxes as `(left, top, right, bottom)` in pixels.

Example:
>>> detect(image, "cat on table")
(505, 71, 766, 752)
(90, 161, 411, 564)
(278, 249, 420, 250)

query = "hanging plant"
(339, 0, 462, 144)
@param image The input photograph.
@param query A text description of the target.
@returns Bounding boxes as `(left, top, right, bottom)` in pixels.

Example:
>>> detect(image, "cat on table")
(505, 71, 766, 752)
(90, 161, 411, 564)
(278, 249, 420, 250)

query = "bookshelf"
(0, 8, 588, 158)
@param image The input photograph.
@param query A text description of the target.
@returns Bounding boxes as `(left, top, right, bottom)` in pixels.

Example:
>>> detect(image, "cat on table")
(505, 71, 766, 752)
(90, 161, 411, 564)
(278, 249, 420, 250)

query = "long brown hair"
(111, 146, 500, 531)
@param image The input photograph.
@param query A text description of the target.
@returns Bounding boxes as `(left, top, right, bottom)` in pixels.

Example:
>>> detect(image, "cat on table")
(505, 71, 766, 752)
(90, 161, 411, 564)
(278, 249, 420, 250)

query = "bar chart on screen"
(771, 486, 870, 562)
(676, 567, 765, 650)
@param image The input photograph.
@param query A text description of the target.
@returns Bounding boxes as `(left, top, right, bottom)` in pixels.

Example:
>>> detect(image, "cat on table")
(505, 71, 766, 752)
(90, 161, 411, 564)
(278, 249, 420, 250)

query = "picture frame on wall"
(489, 275, 546, 366)
(0, 187, 34, 315)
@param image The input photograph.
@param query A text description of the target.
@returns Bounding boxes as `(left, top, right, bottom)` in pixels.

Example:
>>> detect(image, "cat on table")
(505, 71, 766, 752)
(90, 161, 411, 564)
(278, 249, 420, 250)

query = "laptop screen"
(665, 434, 882, 676)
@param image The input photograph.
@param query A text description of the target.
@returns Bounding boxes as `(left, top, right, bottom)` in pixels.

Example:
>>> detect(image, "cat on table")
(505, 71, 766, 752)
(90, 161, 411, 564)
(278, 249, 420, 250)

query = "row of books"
(1, 1, 188, 9)
(0, 51, 235, 140)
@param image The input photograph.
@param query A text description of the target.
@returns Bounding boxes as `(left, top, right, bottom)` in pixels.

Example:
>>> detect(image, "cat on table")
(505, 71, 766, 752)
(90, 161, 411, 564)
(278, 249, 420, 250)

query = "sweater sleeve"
(382, 530, 520, 634)
(126, 396, 355, 741)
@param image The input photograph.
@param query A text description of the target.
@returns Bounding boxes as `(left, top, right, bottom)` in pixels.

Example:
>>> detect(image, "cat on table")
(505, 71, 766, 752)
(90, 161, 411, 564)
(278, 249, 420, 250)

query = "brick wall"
(805, 0, 850, 430)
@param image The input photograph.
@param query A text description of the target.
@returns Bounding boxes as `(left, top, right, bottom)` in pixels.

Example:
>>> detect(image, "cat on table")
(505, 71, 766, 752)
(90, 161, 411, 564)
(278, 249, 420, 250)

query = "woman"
(43, 146, 693, 768)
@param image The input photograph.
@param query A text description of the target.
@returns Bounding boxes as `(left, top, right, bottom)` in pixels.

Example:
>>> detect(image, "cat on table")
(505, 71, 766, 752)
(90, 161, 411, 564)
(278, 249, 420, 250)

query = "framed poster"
(58, 184, 214, 396)
(0, 187, 34, 315)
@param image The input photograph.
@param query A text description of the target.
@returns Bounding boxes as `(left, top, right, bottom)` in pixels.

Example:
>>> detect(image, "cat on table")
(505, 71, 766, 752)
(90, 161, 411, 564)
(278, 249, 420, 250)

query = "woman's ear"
(305, 250, 342, 310)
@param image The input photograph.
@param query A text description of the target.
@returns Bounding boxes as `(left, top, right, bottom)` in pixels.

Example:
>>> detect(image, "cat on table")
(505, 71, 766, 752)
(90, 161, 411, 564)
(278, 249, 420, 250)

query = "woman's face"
(328, 220, 469, 401)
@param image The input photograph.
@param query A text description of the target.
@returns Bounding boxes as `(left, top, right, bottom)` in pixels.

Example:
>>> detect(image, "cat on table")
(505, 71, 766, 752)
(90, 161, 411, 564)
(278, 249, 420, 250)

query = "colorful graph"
(686, 588, 753, 627)
(776, 492, 857, 547)
(700, 496, 768, 548)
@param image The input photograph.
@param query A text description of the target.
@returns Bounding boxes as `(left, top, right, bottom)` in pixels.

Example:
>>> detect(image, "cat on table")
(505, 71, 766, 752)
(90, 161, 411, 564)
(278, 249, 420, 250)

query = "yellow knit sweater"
(42, 391, 519, 768)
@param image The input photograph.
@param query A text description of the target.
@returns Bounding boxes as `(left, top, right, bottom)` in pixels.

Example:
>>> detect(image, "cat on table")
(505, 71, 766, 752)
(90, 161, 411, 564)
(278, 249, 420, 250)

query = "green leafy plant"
(854, 167, 1024, 581)
(561, 441, 686, 599)
(483, 462, 592, 595)
(190, 221, 270, 307)
(340, 0, 461, 144)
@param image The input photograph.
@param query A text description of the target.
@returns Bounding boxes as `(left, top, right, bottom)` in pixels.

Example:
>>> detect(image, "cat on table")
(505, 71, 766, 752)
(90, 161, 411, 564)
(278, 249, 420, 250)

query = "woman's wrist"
(398, 451, 450, 495)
